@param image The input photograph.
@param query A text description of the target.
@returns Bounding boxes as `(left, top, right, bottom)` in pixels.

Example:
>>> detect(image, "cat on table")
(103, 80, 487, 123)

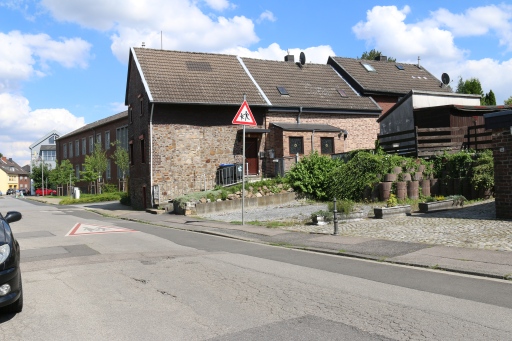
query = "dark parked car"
(0, 211, 23, 313)
(19, 189, 29, 196)
(6, 189, 15, 195)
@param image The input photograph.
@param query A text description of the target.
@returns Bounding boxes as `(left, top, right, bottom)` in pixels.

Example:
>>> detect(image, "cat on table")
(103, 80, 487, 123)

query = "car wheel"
(2, 275, 23, 314)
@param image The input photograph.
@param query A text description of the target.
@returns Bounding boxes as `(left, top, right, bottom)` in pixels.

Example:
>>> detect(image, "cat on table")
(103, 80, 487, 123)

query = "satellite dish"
(441, 73, 450, 85)
(299, 52, 306, 65)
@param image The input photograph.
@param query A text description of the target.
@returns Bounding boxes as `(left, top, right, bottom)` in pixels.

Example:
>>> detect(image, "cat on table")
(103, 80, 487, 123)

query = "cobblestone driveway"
(200, 200, 512, 252)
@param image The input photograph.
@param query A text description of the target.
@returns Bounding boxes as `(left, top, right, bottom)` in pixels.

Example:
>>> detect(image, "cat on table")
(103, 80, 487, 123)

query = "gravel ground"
(199, 200, 329, 223)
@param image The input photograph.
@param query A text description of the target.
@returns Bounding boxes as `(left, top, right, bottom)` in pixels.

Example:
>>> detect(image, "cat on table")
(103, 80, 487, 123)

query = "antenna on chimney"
(142, 42, 145, 48)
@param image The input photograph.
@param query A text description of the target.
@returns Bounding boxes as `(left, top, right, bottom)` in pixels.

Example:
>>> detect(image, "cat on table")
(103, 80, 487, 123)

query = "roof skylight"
(362, 63, 376, 72)
(337, 89, 347, 97)
(395, 64, 404, 70)
(277, 86, 289, 95)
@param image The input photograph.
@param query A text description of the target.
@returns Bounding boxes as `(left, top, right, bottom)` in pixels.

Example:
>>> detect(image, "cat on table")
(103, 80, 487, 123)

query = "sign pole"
(242, 94, 246, 225)
(232, 93, 256, 226)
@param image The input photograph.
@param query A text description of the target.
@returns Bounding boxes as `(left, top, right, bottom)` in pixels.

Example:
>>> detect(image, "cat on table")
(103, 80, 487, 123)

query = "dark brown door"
(245, 138, 258, 175)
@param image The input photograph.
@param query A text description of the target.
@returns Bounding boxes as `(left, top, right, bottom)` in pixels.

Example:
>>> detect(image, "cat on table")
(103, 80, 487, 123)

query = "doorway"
(245, 138, 259, 175)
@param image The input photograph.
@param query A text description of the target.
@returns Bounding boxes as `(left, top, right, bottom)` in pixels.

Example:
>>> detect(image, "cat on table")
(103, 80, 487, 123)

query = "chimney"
(284, 54, 295, 62)
(9, 158, 13, 162)
(374, 55, 387, 62)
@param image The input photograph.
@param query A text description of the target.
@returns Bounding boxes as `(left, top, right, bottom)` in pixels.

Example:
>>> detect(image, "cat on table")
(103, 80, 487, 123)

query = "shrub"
(471, 149, 494, 190)
(327, 151, 387, 201)
(120, 192, 131, 206)
(328, 199, 355, 217)
(286, 152, 340, 200)
(101, 183, 118, 193)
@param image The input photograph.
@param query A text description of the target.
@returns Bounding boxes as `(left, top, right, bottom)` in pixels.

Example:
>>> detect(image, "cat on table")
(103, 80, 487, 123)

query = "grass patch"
(59, 192, 123, 205)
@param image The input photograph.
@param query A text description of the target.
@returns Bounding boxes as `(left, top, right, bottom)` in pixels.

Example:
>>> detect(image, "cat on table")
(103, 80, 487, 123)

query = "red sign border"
(232, 100, 257, 126)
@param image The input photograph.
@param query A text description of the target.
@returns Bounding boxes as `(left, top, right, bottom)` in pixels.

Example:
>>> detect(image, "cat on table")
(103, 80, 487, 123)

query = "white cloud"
(221, 43, 335, 64)
(257, 10, 276, 23)
(352, 5, 512, 104)
(203, 0, 232, 11)
(352, 6, 465, 61)
(0, 30, 91, 91)
(41, 0, 259, 62)
(428, 5, 512, 50)
(0, 93, 85, 166)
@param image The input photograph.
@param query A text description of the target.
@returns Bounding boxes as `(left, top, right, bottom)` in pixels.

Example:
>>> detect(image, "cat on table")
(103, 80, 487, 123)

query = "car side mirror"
(4, 211, 22, 224)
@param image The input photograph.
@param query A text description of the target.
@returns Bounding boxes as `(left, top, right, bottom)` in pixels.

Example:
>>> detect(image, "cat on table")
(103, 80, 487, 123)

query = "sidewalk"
(25, 196, 512, 281)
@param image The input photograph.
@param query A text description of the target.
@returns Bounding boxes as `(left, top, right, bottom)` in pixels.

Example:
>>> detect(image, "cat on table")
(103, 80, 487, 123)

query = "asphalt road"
(0, 197, 510, 340)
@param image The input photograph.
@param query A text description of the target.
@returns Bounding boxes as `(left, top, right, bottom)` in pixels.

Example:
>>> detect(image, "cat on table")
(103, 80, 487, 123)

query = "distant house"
(125, 48, 382, 209)
(0, 157, 29, 193)
(327, 56, 452, 115)
(29, 130, 60, 171)
(56, 111, 129, 194)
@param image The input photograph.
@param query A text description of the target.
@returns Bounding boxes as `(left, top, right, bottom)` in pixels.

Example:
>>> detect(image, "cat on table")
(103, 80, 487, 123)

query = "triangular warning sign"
(232, 100, 257, 126)
(66, 223, 138, 236)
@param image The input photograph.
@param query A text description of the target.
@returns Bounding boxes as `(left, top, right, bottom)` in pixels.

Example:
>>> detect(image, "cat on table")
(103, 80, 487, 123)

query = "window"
(362, 63, 376, 72)
(105, 131, 110, 150)
(396, 64, 405, 70)
(129, 142, 134, 165)
(82, 138, 86, 155)
(116, 126, 129, 150)
(276, 86, 289, 95)
(89, 136, 94, 153)
(289, 137, 303, 155)
(42, 150, 56, 161)
(75, 140, 79, 156)
(96, 133, 101, 145)
(321, 137, 334, 154)
(63, 144, 67, 159)
(69, 142, 73, 158)
(140, 138, 145, 163)
(75, 165, 80, 179)
(106, 159, 111, 180)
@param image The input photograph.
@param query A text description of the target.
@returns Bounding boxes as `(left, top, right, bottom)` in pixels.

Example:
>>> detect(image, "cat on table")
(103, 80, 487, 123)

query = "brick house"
(327, 56, 452, 115)
(56, 111, 128, 194)
(125, 48, 382, 209)
(484, 110, 512, 219)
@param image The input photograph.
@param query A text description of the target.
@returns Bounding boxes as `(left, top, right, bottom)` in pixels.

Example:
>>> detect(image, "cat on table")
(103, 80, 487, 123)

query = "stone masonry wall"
(491, 127, 512, 219)
(265, 112, 379, 152)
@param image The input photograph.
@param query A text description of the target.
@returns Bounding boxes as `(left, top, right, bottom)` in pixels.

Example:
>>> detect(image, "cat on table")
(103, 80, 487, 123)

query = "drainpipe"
(297, 106, 302, 124)
(150, 103, 154, 206)
(311, 129, 315, 153)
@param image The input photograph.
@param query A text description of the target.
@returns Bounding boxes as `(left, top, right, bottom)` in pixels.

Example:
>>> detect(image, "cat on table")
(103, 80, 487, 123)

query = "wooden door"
(245, 138, 259, 175)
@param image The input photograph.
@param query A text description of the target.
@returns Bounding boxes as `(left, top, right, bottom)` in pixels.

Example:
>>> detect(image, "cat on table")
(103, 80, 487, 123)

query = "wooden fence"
(378, 125, 492, 158)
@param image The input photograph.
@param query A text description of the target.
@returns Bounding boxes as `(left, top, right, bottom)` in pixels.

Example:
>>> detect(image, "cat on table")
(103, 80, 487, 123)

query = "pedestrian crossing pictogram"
(66, 223, 138, 236)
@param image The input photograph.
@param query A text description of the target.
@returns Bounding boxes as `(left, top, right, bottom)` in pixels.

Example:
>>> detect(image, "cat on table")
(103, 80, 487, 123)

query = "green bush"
(101, 183, 119, 193)
(328, 199, 355, 217)
(471, 149, 494, 190)
(286, 152, 340, 200)
(326, 151, 387, 201)
(59, 192, 123, 205)
(120, 192, 131, 206)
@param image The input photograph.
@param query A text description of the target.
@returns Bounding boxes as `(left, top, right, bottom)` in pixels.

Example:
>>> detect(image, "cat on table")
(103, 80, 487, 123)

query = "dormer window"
(362, 63, 376, 72)
(277, 86, 289, 96)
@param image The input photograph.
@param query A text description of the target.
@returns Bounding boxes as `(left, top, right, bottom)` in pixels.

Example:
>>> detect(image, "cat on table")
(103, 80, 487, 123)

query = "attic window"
(361, 63, 376, 72)
(395, 64, 404, 70)
(186, 61, 212, 71)
(277, 86, 289, 95)
(337, 89, 347, 97)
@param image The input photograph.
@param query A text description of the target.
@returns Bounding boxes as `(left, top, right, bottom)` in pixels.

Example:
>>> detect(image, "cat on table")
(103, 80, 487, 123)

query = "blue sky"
(2, 0, 512, 166)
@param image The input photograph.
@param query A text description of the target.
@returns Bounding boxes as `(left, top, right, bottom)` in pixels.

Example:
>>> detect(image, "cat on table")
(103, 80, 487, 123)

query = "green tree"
(483, 89, 496, 106)
(504, 96, 512, 105)
(50, 160, 77, 194)
(359, 49, 396, 62)
(456, 77, 485, 104)
(111, 140, 130, 192)
(31, 162, 52, 189)
(81, 142, 108, 194)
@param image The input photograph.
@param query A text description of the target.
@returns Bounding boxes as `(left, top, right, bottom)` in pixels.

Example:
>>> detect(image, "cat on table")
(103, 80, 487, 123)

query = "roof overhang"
(484, 109, 512, 130)
(271, 122, 345, 132)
